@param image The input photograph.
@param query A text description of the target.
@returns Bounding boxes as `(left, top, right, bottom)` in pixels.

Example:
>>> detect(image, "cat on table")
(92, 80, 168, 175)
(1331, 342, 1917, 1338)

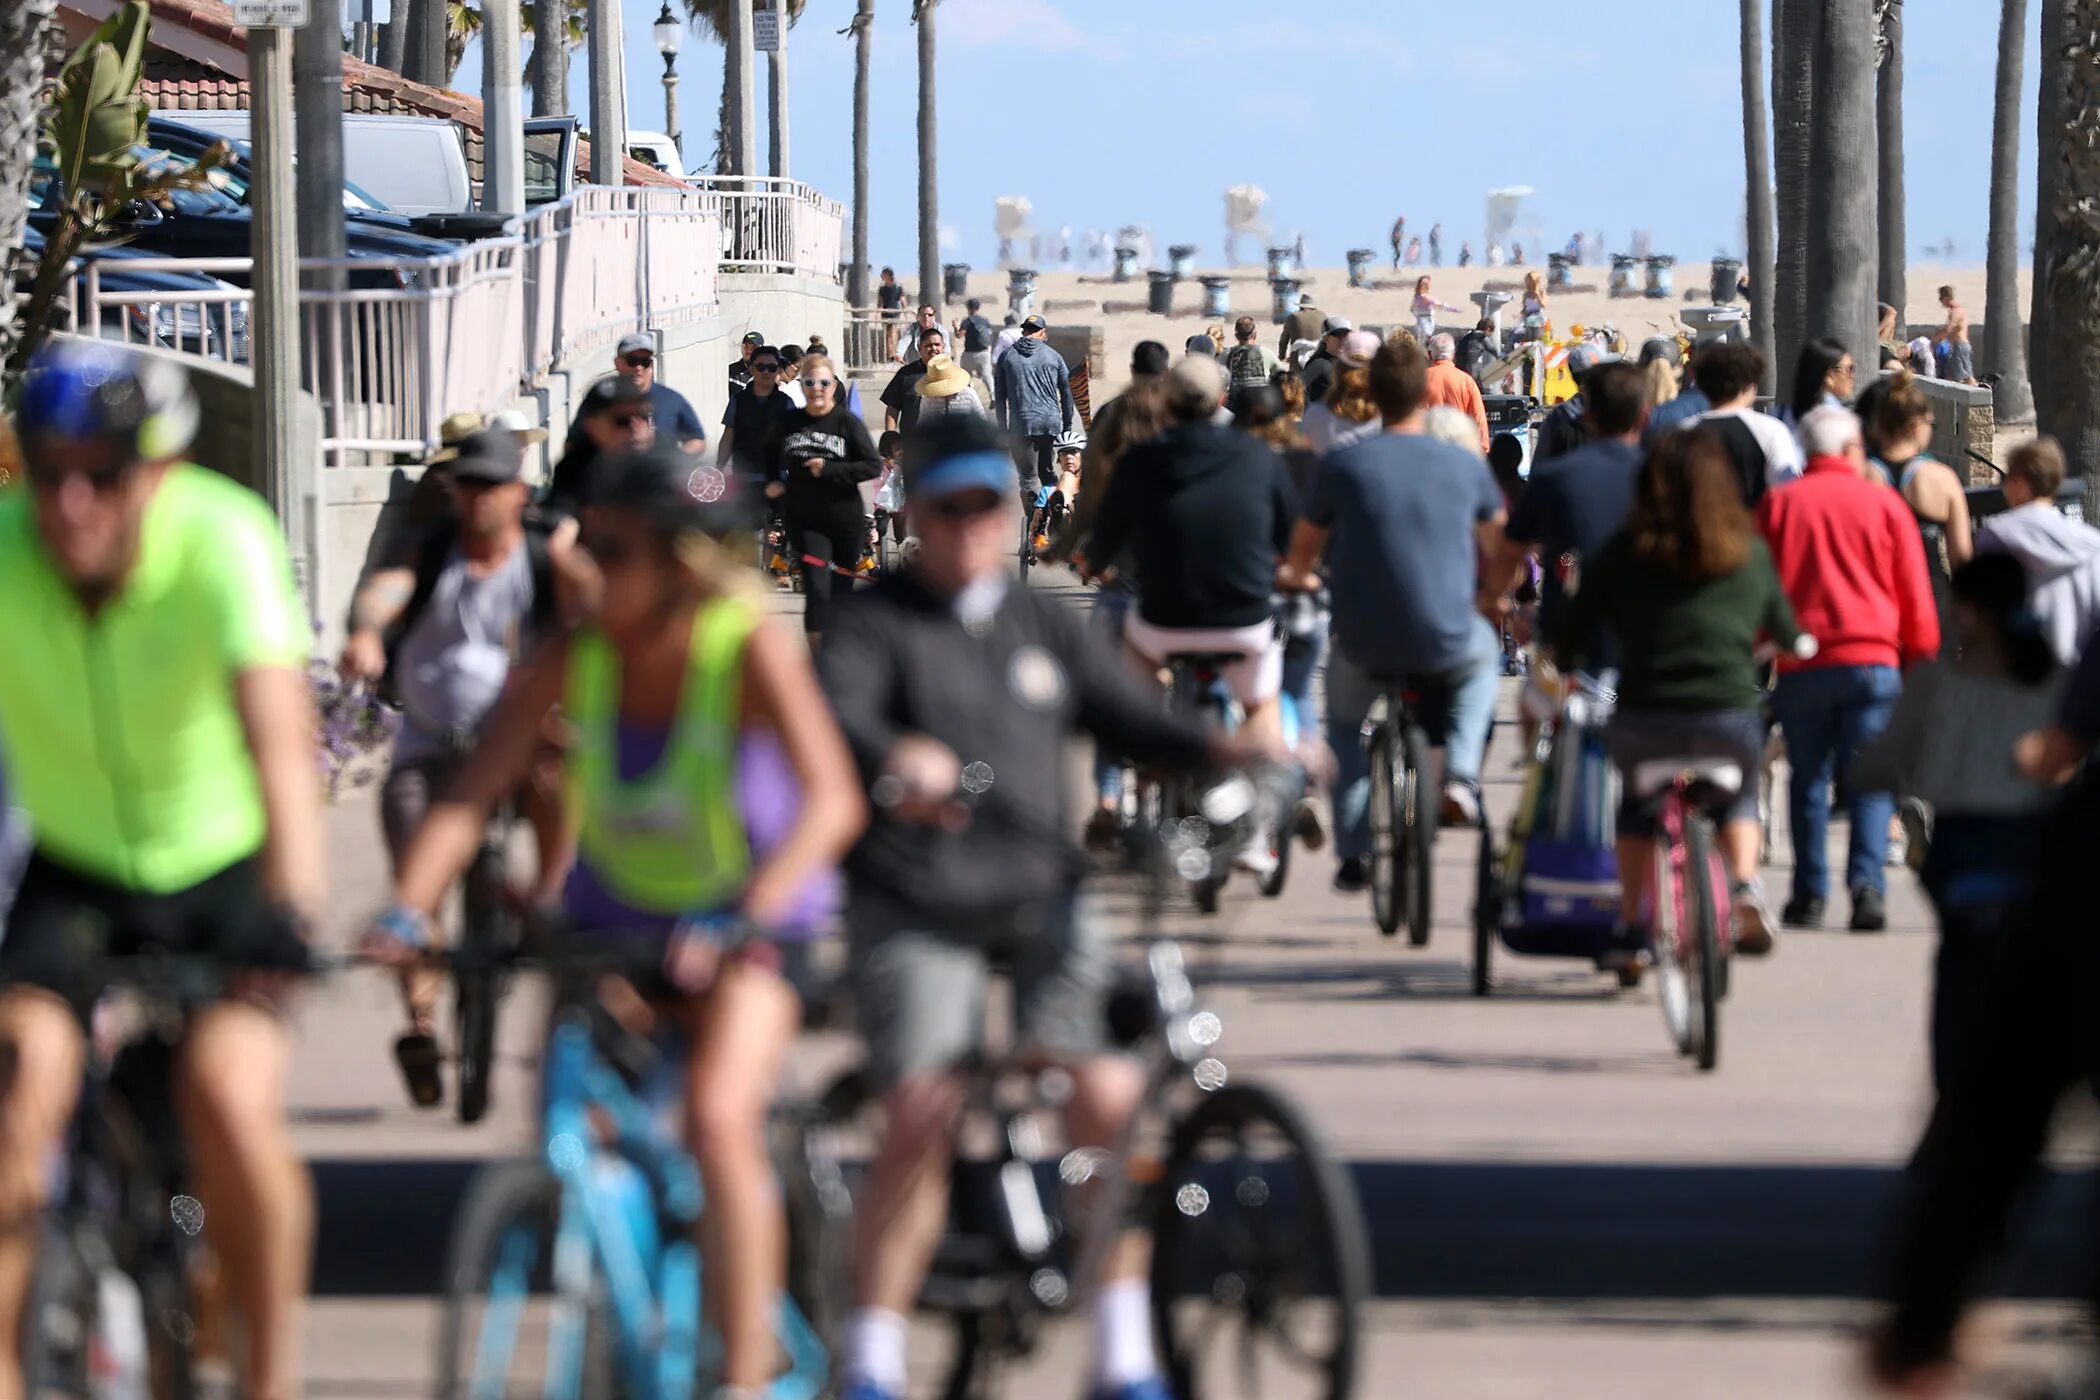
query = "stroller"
(1472, 673, 1626, 996)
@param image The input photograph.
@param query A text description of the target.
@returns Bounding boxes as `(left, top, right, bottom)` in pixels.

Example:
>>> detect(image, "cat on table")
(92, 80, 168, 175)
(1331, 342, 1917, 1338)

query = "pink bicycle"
(1629, 757, 1739, 1072)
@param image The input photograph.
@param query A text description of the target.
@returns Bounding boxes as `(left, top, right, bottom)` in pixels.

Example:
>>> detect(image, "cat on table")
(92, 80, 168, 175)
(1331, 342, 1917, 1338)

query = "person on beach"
(1936, 286, 1976, 385)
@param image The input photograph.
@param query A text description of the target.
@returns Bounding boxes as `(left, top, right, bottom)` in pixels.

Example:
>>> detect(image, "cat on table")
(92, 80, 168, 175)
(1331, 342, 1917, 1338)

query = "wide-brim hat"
(427, 409, 486, 463)
(915, 354, 975, 399)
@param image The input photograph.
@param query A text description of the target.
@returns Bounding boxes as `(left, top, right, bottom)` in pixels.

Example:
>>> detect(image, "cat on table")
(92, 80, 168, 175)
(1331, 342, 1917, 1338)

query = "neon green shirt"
(0, 465, 308, 893)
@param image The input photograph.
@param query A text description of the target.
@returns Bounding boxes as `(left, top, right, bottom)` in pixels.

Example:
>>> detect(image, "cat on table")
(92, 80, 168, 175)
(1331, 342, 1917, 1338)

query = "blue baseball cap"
(902, 415, 1015, 501)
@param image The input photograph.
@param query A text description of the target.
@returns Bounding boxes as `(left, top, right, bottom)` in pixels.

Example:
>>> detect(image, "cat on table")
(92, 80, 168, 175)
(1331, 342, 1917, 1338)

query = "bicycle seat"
(1164, 651, 1248, 671)
(1631, 759, 1743, 803)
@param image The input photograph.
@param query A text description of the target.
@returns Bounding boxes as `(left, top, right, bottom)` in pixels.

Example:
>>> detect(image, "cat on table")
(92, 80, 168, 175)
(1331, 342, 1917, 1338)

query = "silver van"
(153, 111, 473, 216)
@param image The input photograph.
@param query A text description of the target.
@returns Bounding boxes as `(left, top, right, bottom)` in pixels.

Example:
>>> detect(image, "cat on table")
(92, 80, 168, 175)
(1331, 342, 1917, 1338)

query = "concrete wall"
(716, 271, 848, 374)
(1913, 376, 1997, 483)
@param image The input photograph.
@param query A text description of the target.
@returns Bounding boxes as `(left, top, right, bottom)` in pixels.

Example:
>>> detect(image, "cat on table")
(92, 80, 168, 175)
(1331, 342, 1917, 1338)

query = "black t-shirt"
(881, 359, 931, 434)
(1505, 438, 1641, 642)
(960, 314, 995, 353)
(1300, 350, 1337, 410)
(765, 403, 883, 520)
(877, 282, 904, 312)
(1705, 412, 1773, 508)
(722, 386, 797, 476)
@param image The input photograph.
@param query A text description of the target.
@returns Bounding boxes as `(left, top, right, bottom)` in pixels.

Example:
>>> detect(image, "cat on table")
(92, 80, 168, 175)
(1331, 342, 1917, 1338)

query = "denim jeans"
(1092, 583, 1138, 801)
(1770, 664, 1903, 902)
(1326, 616, 1500, 862)
(1279, 625, 1328, 751)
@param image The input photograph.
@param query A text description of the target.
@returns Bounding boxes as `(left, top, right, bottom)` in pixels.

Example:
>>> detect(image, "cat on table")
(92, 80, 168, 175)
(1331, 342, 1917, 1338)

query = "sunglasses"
(802, 377, 837, 390)
(624, 354, 655, 368)
(752, 362, 781, 373)
(450, 476, 509, 494)
(26, 457, 134, 495)
(610, 410, 654, 429)
(924, 494, 1003, 521)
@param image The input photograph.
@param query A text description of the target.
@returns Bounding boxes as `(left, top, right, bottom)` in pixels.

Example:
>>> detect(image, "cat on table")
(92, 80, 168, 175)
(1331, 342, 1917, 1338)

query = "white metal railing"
(69, 186, 722, 466)
(695, 176, 844, 281)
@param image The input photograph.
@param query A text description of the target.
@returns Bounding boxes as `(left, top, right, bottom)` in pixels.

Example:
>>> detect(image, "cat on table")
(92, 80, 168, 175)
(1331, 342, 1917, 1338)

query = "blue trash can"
(1200, 275, 1232, 319)
(1645, 255, 1676, 300)
(1008, 267, 1038, 317)
(1112, 246, 1141, 283)
(1347, 249, 1376, 288)
(1267, 246, 1297, 281)
(1168, 245, 1197, 281)
(1270, 276, 1302, 324)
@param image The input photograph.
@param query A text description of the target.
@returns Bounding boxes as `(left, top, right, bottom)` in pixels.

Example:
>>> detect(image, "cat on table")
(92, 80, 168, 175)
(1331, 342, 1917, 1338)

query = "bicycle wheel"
(454, 844, 509, 1126)
(436, 1159, 618, 1400)
(1401, 725, 1434, 949)
(772, 1086, 862, 1360)
(1684, 815, 1724, 1072)
(1151, 1084, 1368, 1400)
(1256, 813, 1291, 898)
(22, 1220, 92, 1396)
(1471, 822, 1498, 997)
(1366, 732, 1400, 937)
(1652, 820, 1694, 1057)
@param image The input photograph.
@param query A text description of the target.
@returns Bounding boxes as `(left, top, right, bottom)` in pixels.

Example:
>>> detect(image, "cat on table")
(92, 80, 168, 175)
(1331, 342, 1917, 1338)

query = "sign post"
(240, 1, 305, 565)
(753, 0, 779, 53)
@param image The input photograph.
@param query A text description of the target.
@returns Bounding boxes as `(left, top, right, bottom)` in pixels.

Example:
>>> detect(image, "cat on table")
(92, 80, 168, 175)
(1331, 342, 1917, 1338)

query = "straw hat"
(427, 410, 488, 464)
(915, 354, 975, 399)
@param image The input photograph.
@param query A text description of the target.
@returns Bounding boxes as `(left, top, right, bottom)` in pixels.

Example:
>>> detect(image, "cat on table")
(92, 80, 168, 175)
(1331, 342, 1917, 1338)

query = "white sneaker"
(1233, 833, 1279, 879)
(1439, 781, 1481, 827)
(1732, 880, 1777, 957)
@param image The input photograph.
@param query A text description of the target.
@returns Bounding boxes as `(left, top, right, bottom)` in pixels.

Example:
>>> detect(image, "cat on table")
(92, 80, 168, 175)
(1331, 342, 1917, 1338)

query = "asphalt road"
(275, 567, 2094, 1398)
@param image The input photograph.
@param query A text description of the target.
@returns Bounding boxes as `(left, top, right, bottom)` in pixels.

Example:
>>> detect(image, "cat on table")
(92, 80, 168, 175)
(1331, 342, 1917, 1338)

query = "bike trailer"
(1487, 702, 1621, 958)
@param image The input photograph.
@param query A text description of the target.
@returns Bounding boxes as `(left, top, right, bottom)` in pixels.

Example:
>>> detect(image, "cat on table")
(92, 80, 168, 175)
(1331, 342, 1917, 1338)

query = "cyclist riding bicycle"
(0, 341, 323, 1400)
(1087, 354, 1301, 876)
(1278, 335, 1506, 890)
(1028, 427, 1086, 556)
(339, 429, 571, 1107)
(366, 444, 865, 1398)
(817, 414, 1283, 1400)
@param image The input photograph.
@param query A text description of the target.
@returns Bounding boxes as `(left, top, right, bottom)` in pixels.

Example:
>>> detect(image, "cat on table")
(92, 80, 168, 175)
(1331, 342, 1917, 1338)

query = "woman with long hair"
(1855, 552, 2061, 1086)
(1553, 427, 1804, 958)
(1783, 335, 1856, 429)
(372, 446, 866, 1394)
(1520, 268, 1548, 321)
(1413, 275, 1463, 342)
(763, 353, 883, 645)
(1872, 369, 1971, 629)
(1302, 330, 1384, 457)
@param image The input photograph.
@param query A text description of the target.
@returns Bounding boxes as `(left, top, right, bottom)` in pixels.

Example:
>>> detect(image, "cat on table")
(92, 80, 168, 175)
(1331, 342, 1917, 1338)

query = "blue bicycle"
(435, 936, 830, 1399)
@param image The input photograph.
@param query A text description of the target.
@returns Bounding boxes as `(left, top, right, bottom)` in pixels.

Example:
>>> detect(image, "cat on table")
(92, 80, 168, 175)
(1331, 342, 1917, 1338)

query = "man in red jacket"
(1757, 405, 1941, 933)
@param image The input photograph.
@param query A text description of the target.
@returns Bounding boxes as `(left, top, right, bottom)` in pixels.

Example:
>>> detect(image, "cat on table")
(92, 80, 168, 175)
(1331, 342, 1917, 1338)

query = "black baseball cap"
(1020, 315, 1048, 334)
(742, 330, 765, 346)
(444, 430, 524, 484)
(901, 413, 1014, 501)
(587, 444, 752, 531)
(577, 375, 650, 417)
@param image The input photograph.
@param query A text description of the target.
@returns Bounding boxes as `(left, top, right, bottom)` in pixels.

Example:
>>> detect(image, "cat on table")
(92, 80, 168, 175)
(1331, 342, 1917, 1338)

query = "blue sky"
(449, 0, 2024, 271)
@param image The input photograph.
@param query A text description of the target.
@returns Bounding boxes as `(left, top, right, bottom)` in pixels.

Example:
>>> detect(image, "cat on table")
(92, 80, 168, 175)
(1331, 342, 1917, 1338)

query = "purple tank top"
(563, 723, 839, 939)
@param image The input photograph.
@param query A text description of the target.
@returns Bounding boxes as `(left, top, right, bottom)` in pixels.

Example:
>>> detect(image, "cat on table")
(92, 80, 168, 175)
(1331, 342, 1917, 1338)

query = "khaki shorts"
(847, 896, 1113, 1090)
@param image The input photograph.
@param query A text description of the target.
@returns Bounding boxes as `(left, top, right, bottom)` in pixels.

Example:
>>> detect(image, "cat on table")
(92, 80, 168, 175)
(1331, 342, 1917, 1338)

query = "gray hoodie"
(994, 335, 1077, 439)
(1976, 501, 2100, 664)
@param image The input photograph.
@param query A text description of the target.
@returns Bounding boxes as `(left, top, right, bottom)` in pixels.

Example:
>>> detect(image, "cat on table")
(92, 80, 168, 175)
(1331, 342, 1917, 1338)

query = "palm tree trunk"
(1876, 0, 1906, 315)
(379, 10, 409, 72)
(529, 0, 570, 116)
(2033, 0, 2069, 420)
(2037, 0, 2100, 479)
(404, 0, 447, 86)
(0, 0, 55, 374)
(915, 0, 939, 311)
(1742, 0, 1777, 396)
(766, 10, 788, 178)
(848, 0, 873, 310)
(1806, 0, 1878, 379)
(1987, 0, 2036, 421)
(1772, 0, 1819, 391)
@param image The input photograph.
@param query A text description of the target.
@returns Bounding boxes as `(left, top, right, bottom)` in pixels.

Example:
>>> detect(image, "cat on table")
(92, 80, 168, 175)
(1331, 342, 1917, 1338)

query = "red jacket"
(1755, 455, 1941, 672)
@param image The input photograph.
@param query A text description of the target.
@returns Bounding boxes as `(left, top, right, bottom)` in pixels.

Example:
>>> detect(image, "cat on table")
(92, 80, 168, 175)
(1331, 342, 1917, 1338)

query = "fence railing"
(697, 176, 844, 281)
(69, 186, 722, 467)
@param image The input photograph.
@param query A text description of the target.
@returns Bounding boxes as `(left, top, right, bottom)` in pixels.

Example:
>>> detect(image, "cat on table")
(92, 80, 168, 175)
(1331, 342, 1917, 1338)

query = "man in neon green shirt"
(0, 343, 323, 1400)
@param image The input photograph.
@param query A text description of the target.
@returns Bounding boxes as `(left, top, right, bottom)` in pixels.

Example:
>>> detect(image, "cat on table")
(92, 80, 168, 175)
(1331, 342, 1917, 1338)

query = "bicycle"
(1362, 683, 1446, 945)
(26, 951, 322, 1400)
(1158, 652, 1252, 914)
(435, 931, 830, 1399)
(1019, 484, 1068, 582)
(1629, 757, 1738, 1072)
(452, 797, 519, 1125)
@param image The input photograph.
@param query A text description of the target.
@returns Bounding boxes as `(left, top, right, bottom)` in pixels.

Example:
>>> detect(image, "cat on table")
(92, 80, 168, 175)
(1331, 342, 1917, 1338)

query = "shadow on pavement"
(308, 1155, 2098, 1305)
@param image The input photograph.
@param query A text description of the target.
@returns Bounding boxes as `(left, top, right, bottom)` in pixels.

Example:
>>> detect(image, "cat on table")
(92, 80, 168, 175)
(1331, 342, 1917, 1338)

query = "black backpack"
(380, 521, 558, 704)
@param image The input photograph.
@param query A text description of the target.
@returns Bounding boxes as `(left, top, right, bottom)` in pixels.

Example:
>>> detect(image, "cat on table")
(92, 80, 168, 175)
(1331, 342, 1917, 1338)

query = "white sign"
(235, 0, 309, 26)
(753, 5, 780, 51)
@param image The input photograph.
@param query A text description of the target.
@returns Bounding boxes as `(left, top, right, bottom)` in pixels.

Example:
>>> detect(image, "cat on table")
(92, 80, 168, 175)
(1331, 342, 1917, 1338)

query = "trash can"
(1269, 276, 1302, 325)
(1200, 275, 1232, 319)
(1609, 255, 1642, 299)
(1547, 252, 1575, 291)
(1267, 246, 1297, 280)
(1645, 255, 1676, 300)
(1008, 267, 1038, 318)
(1470, 288, 1514, 334)
(943, 263, 971, 303)
(1347, 249, 1377, 288)
(1148, 270, 1177, 316)
(1709, 257, 1743, 305)
(1168, 245, 1198, 281)
(1112, 246, 1141, 283)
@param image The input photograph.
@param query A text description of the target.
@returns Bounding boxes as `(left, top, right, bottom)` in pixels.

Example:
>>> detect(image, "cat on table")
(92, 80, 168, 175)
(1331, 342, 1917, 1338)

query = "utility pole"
(247, 17, 304, 574)
(482, 0, 525, 210)
(587, 0, 628, 183)
(767, 0, 788, 179)
(727, 0, 756, 178)
(294, 0, 347, 275)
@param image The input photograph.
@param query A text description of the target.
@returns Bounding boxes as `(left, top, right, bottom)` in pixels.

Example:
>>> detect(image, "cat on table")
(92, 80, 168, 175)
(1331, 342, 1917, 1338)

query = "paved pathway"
(281, 568, 2091, 1397)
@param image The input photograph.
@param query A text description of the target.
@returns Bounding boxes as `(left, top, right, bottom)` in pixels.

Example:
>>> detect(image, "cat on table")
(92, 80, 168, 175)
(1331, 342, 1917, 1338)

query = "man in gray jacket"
(994, 314, 1077, 511)
(1976, 436, 2100, 665)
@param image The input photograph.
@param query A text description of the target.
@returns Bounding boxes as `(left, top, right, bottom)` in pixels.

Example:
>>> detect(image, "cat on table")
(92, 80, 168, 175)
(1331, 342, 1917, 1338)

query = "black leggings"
(789, 509, 867, 634)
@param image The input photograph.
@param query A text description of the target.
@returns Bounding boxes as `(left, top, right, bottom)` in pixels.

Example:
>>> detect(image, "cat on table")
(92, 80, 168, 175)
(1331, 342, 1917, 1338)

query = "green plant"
(7, 0, 228, 374)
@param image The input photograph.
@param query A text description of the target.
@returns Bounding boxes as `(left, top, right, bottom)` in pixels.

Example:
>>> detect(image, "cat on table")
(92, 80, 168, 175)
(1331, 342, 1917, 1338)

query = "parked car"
(626, 130, 685, 180)
(17, 224, 249, 359)
(25, 150, 460, 290)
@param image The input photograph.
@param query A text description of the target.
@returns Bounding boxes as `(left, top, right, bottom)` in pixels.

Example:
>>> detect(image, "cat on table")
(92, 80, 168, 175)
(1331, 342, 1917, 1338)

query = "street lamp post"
(653, 3, 681, 163)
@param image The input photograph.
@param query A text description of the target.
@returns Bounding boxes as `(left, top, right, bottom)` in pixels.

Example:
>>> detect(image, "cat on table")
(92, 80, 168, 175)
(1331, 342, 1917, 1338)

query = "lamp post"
(653, 3, 681, 164)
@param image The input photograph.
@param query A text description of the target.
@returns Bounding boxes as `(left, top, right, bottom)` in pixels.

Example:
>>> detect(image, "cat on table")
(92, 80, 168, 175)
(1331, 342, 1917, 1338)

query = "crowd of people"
(3, 248, 2100, 1397)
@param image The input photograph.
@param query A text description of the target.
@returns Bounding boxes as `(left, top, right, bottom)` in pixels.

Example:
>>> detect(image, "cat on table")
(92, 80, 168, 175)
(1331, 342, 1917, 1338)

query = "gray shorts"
(1605, 707, 1766, 834)
(848, 896, 1113, 1089)
(380, 752, 464, 868)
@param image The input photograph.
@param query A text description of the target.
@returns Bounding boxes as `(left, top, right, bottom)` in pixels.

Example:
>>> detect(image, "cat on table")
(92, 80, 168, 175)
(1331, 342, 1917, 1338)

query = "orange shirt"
(1424, 360, 1491, 453)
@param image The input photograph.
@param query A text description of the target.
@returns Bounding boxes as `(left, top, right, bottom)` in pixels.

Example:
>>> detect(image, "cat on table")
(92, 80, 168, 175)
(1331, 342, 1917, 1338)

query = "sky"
(445, 0, 2029, 272)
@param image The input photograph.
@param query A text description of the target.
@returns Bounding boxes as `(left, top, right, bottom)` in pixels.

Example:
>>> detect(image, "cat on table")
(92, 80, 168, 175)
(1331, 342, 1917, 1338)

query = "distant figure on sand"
(1412, 276, 1462, 343)
(1458, 241, 1473, 267)
(1511, 243, 1526, 266)
(1405, 237, 1423, 267)
(1429, 224, 1443, 266)
(1391, 215, 1407, 271)
(1936, 286, 1976, 385)
(1521, 270, 1549, 322)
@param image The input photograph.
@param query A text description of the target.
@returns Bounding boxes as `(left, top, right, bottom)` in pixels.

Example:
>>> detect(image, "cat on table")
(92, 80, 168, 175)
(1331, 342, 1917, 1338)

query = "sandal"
(394, 1031, 444, 1109)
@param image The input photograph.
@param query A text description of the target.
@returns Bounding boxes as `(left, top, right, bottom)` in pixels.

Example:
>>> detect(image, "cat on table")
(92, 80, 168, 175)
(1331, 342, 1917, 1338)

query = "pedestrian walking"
(992, 314, 1078, 526)
(1423, 333, 1490, 454)
(765, 354, 883, 644)
(912, 353, 989, 427)
(1429, 223, 1443, 266)
(1757, 405, 1942, 933)
(1301, 330, 1384, 460)
(1279, 294, 1326, 363)
(877, 266, 905, 359)
(956, 297, 997, 391)
(1222, 315, 1281, 409)
(1974, 436, 2100, 666)
(881, 322, 947, 437)
(1390, 215, 1406, 271)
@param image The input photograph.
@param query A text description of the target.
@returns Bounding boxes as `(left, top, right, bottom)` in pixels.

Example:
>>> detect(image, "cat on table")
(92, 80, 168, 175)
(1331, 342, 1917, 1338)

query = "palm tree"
(1986, 0, 2035, 422)
(2033, 0, 2100, 477)
(529, 0, 585, 116)
(0, 0, 55, 374)
(1806, 0, 1878, 379)
(445, 0, 481, 85)
(1742, 0, 1776, 396)
(1772, 0, 1818, 391)
(1876, 0, 1906, 316)
(844, 0, 873, 309)
(915, 0, 938, 310)
(2031, 0, 2068, 413)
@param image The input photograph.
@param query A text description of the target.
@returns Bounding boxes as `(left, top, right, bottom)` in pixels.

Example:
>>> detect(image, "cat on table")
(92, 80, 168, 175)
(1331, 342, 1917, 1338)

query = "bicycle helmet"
(1054, 429, 1088, 454)
(16, 340, 199, 463)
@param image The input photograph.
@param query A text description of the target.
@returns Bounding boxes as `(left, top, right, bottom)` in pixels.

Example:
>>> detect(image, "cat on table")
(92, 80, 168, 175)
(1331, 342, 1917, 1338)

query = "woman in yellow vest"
(372, 444, 866, 1394)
